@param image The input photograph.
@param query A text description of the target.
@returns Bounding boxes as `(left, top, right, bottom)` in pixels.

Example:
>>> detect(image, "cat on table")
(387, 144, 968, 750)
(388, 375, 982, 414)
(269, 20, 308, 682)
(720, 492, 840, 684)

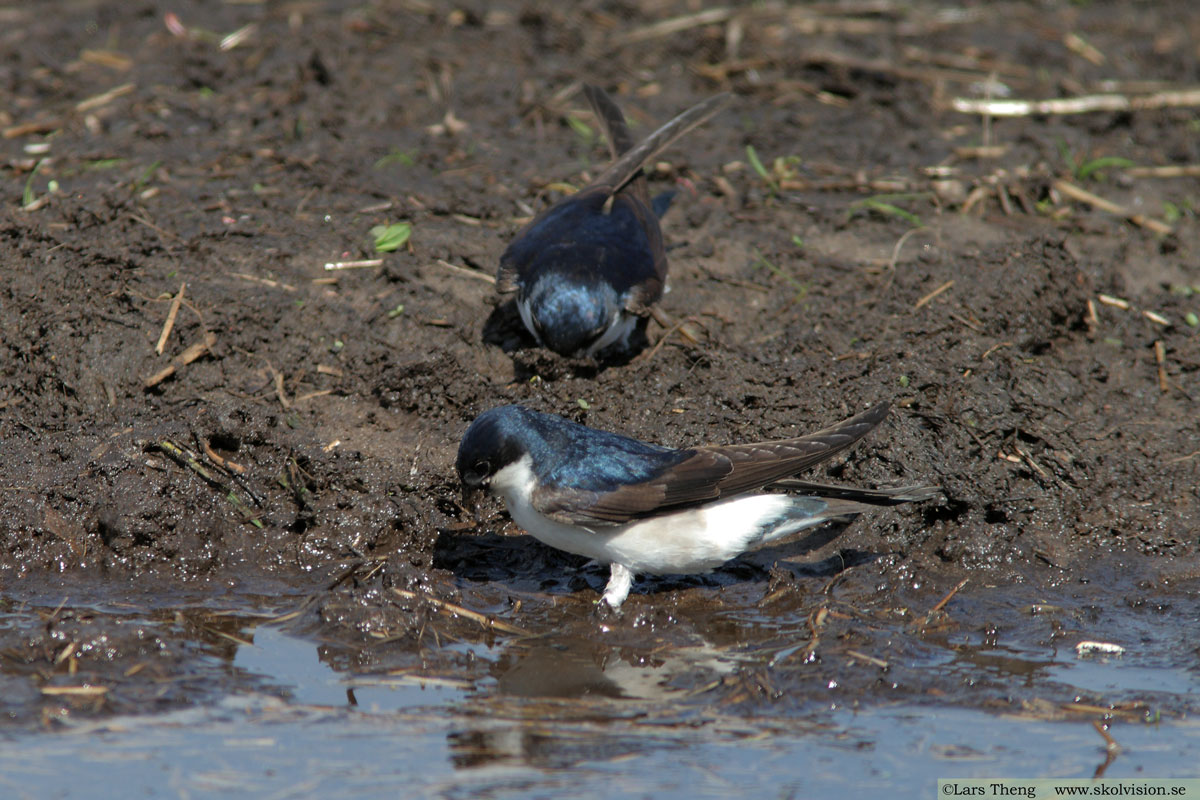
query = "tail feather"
(755, 483, 935, 551)
(768, 480, 941, 505)
(583, 84, 636, 158)
(585, 88, 730, 197)
(754, 496, 874, 547)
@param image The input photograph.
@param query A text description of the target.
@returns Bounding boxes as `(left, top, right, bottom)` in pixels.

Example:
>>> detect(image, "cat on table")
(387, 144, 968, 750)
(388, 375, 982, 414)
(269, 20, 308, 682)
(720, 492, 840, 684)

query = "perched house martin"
(496, 85, 728, 358)
(456, 403, 938, 609)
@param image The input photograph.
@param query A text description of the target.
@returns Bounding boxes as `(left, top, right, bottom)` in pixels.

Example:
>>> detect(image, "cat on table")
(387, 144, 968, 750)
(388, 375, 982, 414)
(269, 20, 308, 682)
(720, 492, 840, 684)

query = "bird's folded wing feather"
(766, 479, 941, 505)
(532, 402, 892, 527)
(496, 261, 520, 295)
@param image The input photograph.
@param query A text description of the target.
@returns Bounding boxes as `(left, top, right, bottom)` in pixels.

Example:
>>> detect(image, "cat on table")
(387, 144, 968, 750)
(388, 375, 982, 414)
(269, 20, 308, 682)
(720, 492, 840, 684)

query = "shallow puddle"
(2, 569, 1196, 798)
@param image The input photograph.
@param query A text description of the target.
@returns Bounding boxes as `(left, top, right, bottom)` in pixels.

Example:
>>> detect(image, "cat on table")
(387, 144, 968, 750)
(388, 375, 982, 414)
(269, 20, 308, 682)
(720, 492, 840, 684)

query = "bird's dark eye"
(467, 460, 491, 484)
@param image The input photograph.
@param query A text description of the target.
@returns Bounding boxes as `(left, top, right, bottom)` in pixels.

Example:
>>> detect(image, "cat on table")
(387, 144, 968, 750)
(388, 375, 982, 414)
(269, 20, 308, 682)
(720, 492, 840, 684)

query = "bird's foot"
(598, 563, 634, 612)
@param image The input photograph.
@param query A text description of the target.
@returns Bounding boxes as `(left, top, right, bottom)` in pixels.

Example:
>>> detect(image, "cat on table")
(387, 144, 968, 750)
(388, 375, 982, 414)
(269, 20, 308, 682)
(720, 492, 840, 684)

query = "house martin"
(496, 85, 727, 358)
(456, 402, 937, 609)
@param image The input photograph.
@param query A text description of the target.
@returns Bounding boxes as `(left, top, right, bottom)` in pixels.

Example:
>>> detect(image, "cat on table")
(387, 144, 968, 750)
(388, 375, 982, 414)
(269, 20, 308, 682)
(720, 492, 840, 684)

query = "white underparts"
(584, 312, 637, 356)
(491, 456, 843, 608)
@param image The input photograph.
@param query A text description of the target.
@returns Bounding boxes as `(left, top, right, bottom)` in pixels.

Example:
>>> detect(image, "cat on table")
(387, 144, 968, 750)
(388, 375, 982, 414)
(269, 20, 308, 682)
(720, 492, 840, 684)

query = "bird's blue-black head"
(522, 273, 620, 357)
(456, 406, 530, 489)
(456, 405, 689, 494)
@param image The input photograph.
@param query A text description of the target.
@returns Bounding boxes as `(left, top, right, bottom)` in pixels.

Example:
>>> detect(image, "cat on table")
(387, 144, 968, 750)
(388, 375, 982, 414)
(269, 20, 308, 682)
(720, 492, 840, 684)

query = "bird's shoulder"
(528, 403, 892, 527)
(527, 424, 734, 527)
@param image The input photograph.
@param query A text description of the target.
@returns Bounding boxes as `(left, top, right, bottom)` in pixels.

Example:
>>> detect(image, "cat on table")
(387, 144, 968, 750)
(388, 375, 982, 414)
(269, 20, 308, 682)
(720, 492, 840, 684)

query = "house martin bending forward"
(456, 403, 937, 609)
(496, 85, 727, 358)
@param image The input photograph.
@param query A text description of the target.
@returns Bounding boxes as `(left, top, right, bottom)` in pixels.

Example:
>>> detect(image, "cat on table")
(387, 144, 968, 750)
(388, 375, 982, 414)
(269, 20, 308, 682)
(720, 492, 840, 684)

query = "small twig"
(642, 316, 693, 362)
(1053, 179, 1173, 235)
(961, 185, 992, 215)
(616, 7, 735, 44)
(391, 588, 531, 637)
(648, 305, 703, 348)
(845, 649, 889, 669)
(1063, 32, 1105, 66)
(156, 440, 224, 489)
(1015, 443, 1051, 480)
(980, 341, 1013, 359)
(324, 259, 383, 271)
(1092, 720, 1121, 779)
(952, 87, 1200, 117)
(433, 259, 496, 284)
(1093, 720, 1120, 751)
(889, 226, 931, 272)
(1154, 340, 1168, 393)
(1124, 164, 1200, 178)
(155, 281, 186, 355)
(202, 439, 245, 474)
(230, 272, 297, 292)
(914, 279, 954, 309)
(128, 213, 178, 241)
(144, 331, 216, 388)
(930, 578, 969, 615)
(778, 177, 913, 193)
(293, 389, 335, 403)
(219, 22, 256, 51)
(40, 685, 108, 697)
(270, 366, 291, 410)
(948, 311, 984, 333)
(75, 82, 135, 112)
(1096, 293, 1129, 310)
(799, 606, 828, 662)
(3, 119, 61, 138)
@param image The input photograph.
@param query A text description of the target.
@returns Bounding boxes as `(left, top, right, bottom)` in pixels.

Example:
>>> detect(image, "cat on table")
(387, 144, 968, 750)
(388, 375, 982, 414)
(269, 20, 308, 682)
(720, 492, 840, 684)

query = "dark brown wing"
(532, 402, 891, 526)
(496, 261, 520, 295)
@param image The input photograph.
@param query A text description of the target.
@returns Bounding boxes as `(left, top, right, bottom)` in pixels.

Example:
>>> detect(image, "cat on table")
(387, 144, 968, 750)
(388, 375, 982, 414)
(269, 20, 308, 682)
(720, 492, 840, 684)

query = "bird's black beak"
(460, 482, 485, 526)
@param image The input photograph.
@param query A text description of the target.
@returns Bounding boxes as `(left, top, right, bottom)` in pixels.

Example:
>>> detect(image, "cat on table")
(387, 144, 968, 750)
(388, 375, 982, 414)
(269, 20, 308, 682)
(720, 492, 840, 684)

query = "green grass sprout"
(746, 145, 770, 179)
(374, 149, 416, 169)
(371, 222, 413, 253)
(1076, 156, 1136, 182)
(849, 193, 927, 228)
(22, 158, 48, 207)
(84, 158, 126, 171)
(132, 159, 162, 194)
(752, 248, 807, 299)
(566, 114, 595, 148)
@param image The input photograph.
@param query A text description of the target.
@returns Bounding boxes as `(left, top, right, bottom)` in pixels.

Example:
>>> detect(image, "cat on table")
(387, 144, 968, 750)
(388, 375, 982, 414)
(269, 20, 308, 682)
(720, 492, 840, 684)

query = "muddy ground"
(1, 0, 1198, 742)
